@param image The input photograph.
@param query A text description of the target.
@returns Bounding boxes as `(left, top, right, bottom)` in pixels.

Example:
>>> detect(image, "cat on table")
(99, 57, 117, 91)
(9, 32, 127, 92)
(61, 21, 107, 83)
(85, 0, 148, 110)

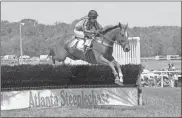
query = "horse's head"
(116, 22, 130, 52)
(101, 22, 130, 52)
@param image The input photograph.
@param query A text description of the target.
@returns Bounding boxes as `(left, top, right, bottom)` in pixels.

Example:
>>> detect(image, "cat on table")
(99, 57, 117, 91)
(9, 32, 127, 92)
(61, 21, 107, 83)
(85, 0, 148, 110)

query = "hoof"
(119, 76, 123, 82)
(115, 79, 123, 86)
(71, 75, 76, 78)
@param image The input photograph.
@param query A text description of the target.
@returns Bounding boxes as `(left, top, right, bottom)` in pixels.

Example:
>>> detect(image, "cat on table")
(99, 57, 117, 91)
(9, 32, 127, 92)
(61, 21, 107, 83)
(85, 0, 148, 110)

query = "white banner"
(1, 87, 138, 110)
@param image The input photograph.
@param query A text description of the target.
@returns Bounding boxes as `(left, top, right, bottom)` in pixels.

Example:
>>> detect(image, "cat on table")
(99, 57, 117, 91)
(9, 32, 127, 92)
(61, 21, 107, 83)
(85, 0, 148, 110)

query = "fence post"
(136, 37, 141, 64)
(161, 72, 163, 88)
(137, 73, 142, 106)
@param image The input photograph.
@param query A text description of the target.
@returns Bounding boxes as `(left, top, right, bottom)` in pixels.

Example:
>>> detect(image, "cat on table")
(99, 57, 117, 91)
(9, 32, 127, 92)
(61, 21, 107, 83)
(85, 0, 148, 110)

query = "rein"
(95, 32, 121, 47)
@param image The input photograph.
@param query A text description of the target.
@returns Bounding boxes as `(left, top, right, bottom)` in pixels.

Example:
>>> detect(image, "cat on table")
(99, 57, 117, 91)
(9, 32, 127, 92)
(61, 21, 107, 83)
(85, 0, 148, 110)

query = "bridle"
(94, 29, 127, 48)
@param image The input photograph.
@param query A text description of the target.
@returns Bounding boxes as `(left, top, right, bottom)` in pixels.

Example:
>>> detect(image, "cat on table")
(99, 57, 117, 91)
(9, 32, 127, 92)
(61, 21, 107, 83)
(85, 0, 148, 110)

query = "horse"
(48, 22, 130, 85)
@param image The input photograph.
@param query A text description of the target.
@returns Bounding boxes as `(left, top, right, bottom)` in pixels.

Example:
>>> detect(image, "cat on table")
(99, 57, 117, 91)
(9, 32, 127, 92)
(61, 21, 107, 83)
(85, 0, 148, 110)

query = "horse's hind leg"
(58, 49, 68, 64)
(51, 48, 68, 65)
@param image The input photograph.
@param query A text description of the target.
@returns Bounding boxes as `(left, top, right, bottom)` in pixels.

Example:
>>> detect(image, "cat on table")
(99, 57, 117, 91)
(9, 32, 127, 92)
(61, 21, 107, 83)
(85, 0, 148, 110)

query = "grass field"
(1, 87, 181, 117)
(141, 60, 181, 70)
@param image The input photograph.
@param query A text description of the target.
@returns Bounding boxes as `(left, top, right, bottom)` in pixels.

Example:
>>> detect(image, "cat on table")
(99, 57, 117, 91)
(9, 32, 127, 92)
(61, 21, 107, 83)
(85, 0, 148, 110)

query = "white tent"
(142, 69, 150, 74)
(40, 55, 49, 61)
(19, 55, 30, 59)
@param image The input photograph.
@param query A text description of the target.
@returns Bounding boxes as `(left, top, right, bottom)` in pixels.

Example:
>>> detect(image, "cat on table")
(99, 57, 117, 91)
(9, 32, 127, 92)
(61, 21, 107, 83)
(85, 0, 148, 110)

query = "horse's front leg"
(112, 60, 123, 83)
(99, 55, 123, 85)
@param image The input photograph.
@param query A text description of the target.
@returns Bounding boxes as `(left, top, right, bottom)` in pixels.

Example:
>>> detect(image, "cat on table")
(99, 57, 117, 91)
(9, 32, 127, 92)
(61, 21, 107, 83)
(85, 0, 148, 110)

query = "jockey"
(168, 63, 173, 71)
(74, 10, 103, 51)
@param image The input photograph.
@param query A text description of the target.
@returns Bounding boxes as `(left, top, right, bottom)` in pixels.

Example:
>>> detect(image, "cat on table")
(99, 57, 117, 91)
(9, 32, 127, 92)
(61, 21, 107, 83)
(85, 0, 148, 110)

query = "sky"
(1, 2, 181, 27)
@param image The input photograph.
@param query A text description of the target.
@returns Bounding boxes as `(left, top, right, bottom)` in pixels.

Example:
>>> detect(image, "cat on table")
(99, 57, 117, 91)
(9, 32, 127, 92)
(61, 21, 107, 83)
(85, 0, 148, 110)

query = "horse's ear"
(119, 22, 121, 28)
(125, 23, 128, 30)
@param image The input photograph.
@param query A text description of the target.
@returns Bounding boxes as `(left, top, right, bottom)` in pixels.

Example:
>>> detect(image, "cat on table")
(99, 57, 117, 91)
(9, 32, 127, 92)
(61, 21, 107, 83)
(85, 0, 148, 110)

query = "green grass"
(141, 60, 181, 70)
(1, 87, 181, 117)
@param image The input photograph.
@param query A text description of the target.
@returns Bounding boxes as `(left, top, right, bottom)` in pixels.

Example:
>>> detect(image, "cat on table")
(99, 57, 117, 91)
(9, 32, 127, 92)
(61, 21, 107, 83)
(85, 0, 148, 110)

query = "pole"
(161, 72, 163, 88)
(137, 74, 142, 106)
(19, 22, 23, 57)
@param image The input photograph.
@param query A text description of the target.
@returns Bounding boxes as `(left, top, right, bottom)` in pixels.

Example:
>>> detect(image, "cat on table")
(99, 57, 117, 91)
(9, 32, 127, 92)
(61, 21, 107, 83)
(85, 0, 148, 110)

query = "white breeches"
(74, 29, 84, 38)
(74, 29, 92, 46)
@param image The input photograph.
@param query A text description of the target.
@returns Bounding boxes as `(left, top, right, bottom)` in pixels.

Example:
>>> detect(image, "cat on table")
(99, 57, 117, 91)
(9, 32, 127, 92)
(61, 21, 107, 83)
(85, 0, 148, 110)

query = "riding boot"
(84, 45, 88, 52)
(90, 44, 93, 48)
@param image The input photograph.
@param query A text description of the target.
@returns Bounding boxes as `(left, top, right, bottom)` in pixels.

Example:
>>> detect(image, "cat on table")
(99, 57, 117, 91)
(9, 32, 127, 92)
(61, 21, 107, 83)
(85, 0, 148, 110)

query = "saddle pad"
(69, 38, 84, 51)
(77, 40, 84, 50)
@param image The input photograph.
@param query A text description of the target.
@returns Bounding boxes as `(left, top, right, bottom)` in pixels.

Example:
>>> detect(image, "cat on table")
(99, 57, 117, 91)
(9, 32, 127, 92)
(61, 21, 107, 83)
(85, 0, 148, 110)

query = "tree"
(1, 19, 181, 57)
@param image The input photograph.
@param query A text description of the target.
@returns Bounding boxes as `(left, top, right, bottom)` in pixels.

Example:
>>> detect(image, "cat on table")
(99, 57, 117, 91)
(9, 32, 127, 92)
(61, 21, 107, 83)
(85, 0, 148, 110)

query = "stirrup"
(86, 45, 92, 51)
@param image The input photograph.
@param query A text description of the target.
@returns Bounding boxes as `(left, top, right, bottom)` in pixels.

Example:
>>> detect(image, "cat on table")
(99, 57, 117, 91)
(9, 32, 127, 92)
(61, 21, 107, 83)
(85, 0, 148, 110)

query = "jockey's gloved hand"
(94, 30, 101, 35)
(99, 30, 103, 34)
(100, 28, 103, 32)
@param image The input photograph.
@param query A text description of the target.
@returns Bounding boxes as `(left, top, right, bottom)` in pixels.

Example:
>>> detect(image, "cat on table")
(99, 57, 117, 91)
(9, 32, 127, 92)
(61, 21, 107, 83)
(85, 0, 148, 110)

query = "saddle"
(73, 36, 94, 52)
(67, 36, 96, 63)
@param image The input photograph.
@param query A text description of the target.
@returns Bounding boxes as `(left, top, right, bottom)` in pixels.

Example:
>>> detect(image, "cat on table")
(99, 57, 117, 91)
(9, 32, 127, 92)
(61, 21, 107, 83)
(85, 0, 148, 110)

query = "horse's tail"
(49, 48, 56, 64)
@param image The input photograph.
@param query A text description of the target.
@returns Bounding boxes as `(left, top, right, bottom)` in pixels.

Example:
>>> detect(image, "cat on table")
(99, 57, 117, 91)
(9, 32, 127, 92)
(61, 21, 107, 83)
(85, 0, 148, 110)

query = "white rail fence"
(153, 70, 181, 88)
(141, 70, 181, 88)
(113, 37, 140, 65)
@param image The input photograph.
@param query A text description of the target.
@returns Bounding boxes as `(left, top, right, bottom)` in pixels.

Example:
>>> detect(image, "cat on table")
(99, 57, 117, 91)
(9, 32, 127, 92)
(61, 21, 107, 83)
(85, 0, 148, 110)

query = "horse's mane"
(102, 25, 120, 34)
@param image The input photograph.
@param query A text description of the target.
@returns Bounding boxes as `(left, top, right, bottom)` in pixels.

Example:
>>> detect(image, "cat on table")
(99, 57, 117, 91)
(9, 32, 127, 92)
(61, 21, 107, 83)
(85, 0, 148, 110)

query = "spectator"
(171, 64, 176, 70)
(168, 63, 173, 71)
(168, 63, 177, 87)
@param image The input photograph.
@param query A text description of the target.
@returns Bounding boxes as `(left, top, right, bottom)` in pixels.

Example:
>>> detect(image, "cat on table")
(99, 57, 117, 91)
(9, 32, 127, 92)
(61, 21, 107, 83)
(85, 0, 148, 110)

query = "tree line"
(1, 19, 181, 57)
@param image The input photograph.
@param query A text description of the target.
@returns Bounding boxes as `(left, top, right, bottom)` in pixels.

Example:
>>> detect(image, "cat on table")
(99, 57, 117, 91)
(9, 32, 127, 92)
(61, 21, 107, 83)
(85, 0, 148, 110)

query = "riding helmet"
(88, 10, 98, 18)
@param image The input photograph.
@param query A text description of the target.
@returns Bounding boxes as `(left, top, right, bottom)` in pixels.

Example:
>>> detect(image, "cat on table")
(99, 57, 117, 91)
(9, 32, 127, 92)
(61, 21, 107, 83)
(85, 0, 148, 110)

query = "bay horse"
(48, 22, 130, 85)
